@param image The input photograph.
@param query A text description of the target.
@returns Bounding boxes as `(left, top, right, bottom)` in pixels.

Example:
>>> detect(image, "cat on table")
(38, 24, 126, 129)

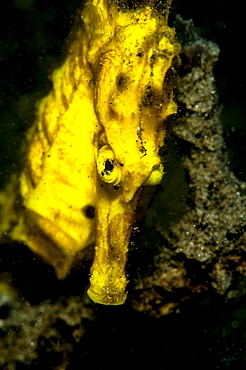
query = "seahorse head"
(84, 0, 180, 304)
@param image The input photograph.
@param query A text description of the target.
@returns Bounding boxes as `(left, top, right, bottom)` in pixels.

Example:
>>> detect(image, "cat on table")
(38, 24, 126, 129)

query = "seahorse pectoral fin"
(87, 185, 136, 305)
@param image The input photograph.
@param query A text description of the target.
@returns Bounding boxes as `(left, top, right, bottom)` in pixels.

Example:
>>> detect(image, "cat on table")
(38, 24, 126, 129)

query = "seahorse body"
(0, 0, 180, 305)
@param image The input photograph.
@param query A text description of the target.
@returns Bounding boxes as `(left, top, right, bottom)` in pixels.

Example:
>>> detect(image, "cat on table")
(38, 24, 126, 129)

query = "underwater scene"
(0, 0, 245, 368)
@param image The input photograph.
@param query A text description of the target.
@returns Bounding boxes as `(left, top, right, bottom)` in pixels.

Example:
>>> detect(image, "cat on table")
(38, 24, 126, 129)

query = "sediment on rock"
(132, 17, 246, 317)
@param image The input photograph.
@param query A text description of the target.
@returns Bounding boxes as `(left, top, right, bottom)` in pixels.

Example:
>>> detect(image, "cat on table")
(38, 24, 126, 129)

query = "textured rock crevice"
(0, 289, 93, 368)
(132, 18, 246, 317)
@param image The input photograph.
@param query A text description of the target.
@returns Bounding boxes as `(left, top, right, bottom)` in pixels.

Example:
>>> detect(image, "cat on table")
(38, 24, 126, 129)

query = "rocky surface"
(132, 18, 246, 317)
(0, 277, 93, 368)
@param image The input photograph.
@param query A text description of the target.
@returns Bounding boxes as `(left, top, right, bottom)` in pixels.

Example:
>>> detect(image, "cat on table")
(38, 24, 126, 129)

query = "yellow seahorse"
(0, 0, 180, 305)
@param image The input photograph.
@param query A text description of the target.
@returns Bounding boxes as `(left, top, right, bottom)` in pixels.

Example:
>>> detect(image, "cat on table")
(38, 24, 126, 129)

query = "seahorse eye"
(97, 145, 121, 186)
(104, 159, 114, 173)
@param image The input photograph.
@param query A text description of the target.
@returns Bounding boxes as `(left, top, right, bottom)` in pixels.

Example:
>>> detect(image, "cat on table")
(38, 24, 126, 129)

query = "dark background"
(0, 0, 246, 369)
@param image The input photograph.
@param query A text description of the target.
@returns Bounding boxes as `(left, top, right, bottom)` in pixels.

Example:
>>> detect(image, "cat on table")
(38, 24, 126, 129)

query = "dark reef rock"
(132, 18, 246, 317)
